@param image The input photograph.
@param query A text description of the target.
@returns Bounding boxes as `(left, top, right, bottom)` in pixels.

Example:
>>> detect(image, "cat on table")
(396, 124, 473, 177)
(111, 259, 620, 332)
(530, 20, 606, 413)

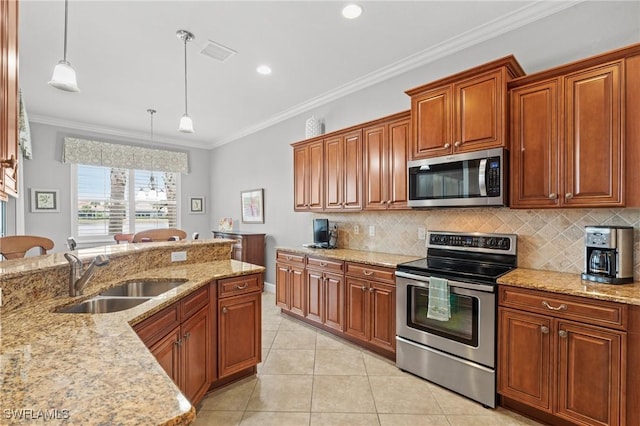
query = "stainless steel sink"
(56, 297, 151, 314)
(98, 279, 188, 297)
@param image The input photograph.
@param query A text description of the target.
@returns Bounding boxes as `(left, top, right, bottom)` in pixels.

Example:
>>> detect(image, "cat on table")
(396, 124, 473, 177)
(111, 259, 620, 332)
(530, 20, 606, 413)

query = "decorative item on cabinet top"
(305, 115, 324, 138)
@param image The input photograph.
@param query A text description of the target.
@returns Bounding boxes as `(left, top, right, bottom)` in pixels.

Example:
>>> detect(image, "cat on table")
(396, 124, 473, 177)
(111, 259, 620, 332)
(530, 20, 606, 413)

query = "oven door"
(396, 271, 496, 368)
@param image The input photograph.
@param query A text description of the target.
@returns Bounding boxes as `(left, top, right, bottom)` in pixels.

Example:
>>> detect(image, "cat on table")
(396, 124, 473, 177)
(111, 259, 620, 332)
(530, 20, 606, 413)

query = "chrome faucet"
(64, 253, 110, 296)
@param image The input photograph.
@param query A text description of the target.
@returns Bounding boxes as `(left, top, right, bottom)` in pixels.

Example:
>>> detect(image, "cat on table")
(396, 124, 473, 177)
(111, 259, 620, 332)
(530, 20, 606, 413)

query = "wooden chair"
(114, 233, 134, 244)
(0, 235, 55, 260)
(131, 228, 187, 243)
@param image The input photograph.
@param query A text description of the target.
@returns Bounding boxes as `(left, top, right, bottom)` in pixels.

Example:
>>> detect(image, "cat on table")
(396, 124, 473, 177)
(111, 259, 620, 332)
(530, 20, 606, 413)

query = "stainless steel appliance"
(407, 148, 506, 208)
(396, 231, 517, 408)
(581, 225, 633, 284)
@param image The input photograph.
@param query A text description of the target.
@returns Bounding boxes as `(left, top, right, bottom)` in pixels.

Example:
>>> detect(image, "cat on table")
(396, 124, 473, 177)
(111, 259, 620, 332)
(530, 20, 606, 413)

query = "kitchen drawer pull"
(369, 287, 375, 293)
(559, 330, 568, 338)
(363, 270, 374, 276)
(444, 143, 451, 149)
(234, 282, 249, 290)
(454, 141, 461, 147)
(319, 262, 328, 267)
(565, 192, 573, 200)
(183, 332, 191, 340)
(361, 285, 367, 291)
(174, 339, 182, 346)
(540, 326, 549, 334)
(542, 301, 567, 311)
(222, 306, 228, 314)
(548, 193, 557, 200)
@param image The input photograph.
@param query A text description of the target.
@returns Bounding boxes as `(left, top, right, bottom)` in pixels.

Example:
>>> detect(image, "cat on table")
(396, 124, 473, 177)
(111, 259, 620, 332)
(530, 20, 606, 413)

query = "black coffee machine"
(581, 225, 634, 284)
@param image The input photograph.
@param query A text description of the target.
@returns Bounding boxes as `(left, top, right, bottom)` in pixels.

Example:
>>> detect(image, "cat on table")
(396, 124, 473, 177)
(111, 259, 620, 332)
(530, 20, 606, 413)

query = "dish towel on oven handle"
(427, 277, 450, 321)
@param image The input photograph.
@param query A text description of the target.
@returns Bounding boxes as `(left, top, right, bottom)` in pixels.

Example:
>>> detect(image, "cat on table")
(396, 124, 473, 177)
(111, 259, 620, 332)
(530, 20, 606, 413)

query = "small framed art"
(31, 189, 59, 212)
(240, 188, 264, 223)
(189, 196, 205, 214)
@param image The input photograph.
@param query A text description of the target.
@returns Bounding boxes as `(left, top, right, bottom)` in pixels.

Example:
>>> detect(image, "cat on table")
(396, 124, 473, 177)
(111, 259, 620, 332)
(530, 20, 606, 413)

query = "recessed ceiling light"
(342, 4, 363, 19)
(256, 65, 272, 75)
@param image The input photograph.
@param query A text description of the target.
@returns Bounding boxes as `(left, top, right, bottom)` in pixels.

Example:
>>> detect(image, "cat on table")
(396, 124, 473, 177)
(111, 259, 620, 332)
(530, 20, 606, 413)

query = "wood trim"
(625, 54, 640, 206)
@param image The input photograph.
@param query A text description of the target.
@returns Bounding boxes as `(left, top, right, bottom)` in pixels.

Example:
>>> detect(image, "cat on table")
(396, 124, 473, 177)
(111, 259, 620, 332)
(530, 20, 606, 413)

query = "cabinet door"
(345, 277, 368, 342)
(564, 62, 622, 206)
(149, 327, 181, 384)
(363, 124, 387, 210)
(305, 269, 323, 324)
(0, 0, 19, 199)
(510, 79, 561, 208)
(290, 265, 305, 316)
(181, 306, 211, 403)
(556, 320, 624, 426)
(387, 117, 409, 209)
(498, 308, 552, 412)
(343, 130, 362, 210)
(275, 262, 290, 309)
(454, 69, 505, 152)
(293, 145, 308, 210)
(324, 272, 344, 332)
(324, 136, 343, 210)
(308, 141, 324, 210)
(369, 282, 395, 351)
(218, 292, 261, 378)
(411, 86, 452, 159)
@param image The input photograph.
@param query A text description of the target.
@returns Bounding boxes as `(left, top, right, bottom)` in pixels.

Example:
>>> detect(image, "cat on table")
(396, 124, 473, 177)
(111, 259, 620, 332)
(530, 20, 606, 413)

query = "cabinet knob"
(565, 192, 573, 200)
(369, 287, 375, 292)
(174, 338, 182, 346)
(540, 326, 549, 334)
(183, 332, 191, 340)
(454, 141, 461, 147)
(542, 301, 567, 311)
(234, 282, 249, 290)
(548, 193, 557, 200)
(444, 143, 451, 149)
(361, 285, 367, 291)
(222, 306, 228, 314)
(0, 155, 17, 169)
(559, 330, 568, 338)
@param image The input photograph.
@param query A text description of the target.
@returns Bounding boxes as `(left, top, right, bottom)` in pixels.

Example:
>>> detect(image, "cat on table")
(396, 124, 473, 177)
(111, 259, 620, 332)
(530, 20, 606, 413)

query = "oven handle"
(395, 271, 495, 293)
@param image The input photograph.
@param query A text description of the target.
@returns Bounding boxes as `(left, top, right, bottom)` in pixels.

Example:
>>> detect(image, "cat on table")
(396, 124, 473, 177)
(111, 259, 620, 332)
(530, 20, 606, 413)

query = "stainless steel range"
(395, 231, 517, 408)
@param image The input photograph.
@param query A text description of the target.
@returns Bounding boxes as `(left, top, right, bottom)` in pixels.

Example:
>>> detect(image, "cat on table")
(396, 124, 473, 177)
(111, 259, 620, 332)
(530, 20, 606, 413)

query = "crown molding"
(212, 0, 581, 148)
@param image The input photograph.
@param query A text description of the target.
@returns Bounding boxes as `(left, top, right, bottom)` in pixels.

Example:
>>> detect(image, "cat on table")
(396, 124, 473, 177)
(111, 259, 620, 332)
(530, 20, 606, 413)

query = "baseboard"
(263, 281, 275, 293)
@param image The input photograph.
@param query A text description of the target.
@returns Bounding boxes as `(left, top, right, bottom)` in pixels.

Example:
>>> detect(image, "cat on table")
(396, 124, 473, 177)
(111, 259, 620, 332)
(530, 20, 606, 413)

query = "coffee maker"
(581, 226, 634, 284)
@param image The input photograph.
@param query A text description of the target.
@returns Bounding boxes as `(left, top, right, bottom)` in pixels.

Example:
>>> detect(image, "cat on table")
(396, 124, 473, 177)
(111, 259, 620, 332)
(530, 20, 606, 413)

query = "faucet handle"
(64, 252, 81, 264)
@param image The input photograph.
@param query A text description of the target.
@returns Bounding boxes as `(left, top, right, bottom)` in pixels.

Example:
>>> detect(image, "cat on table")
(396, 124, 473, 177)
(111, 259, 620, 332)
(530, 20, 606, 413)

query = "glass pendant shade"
(178, 114, 194, 133)
(48, 60, 80, 92)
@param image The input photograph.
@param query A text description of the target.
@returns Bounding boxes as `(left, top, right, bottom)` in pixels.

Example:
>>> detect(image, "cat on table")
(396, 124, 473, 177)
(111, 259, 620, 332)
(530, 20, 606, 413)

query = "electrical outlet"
(418, 227, 426, 240)
(0, 288, 2, 307)
(354, 225, 360, 235)
(171, 251, 187, 262)
(369, 225, 375, 237)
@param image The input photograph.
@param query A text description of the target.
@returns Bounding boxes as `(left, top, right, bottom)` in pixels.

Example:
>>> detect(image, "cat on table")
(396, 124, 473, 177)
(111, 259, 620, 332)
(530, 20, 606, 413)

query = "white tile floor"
(194, 292, 543, 426)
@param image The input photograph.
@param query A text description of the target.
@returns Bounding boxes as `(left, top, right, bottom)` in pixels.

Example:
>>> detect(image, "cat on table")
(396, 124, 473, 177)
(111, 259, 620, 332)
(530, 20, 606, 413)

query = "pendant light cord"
(63, 0, 69, 62)
(183, 37, 189, 115)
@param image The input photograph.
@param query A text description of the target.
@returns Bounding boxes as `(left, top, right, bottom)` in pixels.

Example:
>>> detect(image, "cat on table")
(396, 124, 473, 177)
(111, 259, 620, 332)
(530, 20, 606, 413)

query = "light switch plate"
(418, 227, 426, 240)
(171, 251, 187, 262)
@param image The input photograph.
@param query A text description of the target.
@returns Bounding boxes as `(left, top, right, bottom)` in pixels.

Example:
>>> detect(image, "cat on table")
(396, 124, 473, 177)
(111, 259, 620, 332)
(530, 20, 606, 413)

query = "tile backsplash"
(316, 208, 640, 279)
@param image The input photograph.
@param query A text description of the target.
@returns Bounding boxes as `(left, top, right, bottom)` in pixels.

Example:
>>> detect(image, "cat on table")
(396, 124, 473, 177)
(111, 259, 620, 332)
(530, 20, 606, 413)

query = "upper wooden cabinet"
(406, 56, 525, 160)
(363, 112, 410, 210)
(0, 0, 19, 200)
(293, 140, 324, 211)
(509, 44, 640, 208)
(324, 129, 362, 211)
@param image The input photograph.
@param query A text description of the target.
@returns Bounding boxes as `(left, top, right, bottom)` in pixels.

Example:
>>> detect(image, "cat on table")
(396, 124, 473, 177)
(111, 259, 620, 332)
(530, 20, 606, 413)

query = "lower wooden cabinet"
(275, 251, 305, 316)
(345, 277, 395, 352)
(305, 256, 345, 332)
(498, 286, 627, 426)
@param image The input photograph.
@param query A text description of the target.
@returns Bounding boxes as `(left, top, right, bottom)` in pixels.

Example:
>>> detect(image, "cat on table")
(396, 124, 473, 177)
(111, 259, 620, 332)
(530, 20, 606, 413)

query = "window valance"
(63, 137, 189, 173)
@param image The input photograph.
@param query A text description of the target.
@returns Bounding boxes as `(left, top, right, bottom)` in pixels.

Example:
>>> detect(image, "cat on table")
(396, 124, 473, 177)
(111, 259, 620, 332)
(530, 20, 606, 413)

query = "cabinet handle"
(454, 141, 461, 147)
(319, 262, 328, 267)
(548, 193, 557, 200)
(363, 270, 373, 276)
(174, 338, 182, 346)
(369, 287, 375, 293)
(361, 285, 367, 291)
(559, 330, 568, 338)
(286, 256, 292, 260)
(222, 306, 228, 314)
(540, 326, 549, 334)
(234, 282, 249, 290)
(0, 155, 17, 169)
(542, 301, 567, 311)
(183, 332, 191, 340)
(565, 193, 573, 200)
(444, 143, 451, 149)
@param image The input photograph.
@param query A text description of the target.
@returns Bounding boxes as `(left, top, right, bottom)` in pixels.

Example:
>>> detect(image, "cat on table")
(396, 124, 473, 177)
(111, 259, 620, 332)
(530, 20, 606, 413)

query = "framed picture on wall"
(240, 188, 264, 223)
(30, 189, 59, 213)
(189, 196, 205, 214)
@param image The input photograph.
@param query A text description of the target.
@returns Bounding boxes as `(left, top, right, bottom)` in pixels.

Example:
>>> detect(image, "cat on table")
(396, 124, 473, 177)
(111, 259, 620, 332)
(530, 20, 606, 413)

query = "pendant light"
(177, 30, 195, 133)
(48, 0, 80, 92)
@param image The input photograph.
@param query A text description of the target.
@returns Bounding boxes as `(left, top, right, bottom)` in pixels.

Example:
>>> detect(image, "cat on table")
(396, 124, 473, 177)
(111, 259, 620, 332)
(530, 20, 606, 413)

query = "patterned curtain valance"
(63, 137, 189, 173)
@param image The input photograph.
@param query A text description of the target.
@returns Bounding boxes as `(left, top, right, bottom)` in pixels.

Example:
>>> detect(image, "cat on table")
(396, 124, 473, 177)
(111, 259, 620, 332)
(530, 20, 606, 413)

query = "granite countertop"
(0, 259, 264, 425)
(498, 268, 640, 306)
(276, 247, 422, 268)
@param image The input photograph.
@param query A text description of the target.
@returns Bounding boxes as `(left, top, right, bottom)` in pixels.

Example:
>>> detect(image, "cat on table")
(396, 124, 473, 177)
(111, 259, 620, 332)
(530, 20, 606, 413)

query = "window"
(72, 164, 180, 241)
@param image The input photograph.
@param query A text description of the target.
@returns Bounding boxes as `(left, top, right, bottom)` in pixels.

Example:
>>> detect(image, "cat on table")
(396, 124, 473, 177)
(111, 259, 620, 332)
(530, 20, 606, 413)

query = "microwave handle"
(478, 159, 487, 196)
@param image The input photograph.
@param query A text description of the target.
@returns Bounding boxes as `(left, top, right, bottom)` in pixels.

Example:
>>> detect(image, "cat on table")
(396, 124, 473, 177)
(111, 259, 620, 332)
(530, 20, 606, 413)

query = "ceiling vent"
(199, 40, 237, 62)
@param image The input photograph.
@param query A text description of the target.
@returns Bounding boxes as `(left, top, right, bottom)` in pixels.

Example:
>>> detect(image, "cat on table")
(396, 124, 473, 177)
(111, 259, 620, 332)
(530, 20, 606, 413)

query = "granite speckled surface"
(498, 268, 640, 306)
(0, 241, 263, 425)
(275, 247, 422, 268)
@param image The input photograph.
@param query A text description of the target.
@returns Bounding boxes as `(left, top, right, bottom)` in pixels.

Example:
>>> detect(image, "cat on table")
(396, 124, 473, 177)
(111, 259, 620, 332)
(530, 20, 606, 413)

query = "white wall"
(11, 122, 211, 251)
(209, 1, 640, 285)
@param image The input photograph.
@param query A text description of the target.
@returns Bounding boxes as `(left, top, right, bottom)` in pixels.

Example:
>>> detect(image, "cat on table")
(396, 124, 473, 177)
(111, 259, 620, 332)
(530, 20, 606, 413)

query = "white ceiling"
(19, 1, 581, 150)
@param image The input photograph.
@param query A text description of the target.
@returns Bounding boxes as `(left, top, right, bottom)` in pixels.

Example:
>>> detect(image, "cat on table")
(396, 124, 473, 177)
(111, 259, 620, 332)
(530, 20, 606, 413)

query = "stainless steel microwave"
(407, 148, 506, 208)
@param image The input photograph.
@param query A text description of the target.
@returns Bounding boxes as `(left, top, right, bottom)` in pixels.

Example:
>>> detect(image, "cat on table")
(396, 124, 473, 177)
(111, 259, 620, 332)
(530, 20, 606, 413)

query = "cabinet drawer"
(499, 286, 627, 330)
(181, 285, 209, 319)
(307, 256, 344, 273)
(345, 262, 395, 284)
(276, 251, 305, 265)
(218, 274, 261, 298)
(134, 302, 180, 347)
